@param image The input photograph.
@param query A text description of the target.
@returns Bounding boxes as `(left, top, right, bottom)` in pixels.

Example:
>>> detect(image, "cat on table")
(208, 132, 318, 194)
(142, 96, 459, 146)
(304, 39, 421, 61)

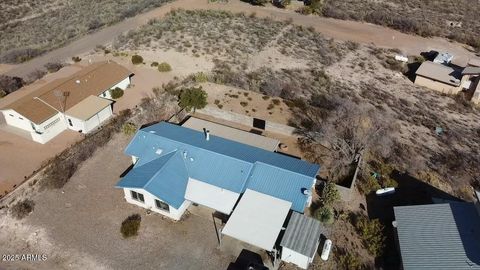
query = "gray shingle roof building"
(280, 212, 323, 258)
(394, 202, 480, 270)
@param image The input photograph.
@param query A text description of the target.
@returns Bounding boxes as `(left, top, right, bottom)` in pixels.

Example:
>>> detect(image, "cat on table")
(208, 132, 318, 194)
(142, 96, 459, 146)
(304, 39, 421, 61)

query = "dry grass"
(0, 0, 171, 63)
(322, 0, 480, 50)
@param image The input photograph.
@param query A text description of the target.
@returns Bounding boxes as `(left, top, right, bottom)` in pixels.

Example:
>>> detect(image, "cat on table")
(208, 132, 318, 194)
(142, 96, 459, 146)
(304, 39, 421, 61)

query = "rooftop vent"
(75, 80, 80, 84)
(302, 188, 311, 196)
(203, 128, 210, 141)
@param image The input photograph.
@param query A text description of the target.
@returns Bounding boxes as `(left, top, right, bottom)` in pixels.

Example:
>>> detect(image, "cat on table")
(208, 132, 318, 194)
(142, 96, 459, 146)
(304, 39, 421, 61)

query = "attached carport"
(221, 189, 291, 253)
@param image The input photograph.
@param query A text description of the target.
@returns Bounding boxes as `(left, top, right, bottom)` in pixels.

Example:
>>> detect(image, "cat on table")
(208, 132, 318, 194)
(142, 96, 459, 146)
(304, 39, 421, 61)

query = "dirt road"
(2, 0, 475, 78)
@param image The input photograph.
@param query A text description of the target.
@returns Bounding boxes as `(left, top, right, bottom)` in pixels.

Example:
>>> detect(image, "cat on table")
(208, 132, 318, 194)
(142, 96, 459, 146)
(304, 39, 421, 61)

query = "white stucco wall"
(2, 109, 34, 131)
(281, 248, 312, 270)
(66, 105, 112, 133)
(122, 187, 190, 220)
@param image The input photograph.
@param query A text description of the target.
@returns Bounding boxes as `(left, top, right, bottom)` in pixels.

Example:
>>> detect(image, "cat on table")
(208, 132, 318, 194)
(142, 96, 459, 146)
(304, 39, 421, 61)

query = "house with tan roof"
(0, 61, 132, 144)
(414, 61, 465, 94)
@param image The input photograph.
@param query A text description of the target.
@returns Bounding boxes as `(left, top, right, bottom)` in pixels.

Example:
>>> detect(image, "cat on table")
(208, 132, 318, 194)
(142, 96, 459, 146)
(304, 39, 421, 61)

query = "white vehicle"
(376, 187, 396, 196)
(321, 239, 332, 261)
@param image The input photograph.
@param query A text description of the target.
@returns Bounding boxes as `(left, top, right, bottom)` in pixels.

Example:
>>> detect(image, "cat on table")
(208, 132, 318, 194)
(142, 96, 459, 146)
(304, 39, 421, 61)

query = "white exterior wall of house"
(99, 77, 131, 99)
(281, 247, 314, 270)
(122, 187, 190, 220)
(31, 113, 67, 144)
(66, 105, 112, 133)
(2, 110, 67, 144)
(2, 109, 34, 131)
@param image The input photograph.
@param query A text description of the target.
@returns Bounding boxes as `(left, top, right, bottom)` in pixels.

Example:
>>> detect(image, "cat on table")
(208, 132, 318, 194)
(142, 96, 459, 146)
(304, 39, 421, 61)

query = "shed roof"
(120, 122, 320, 213)
(65, 95, 112, 121)
(222, 189, 291, 251)
(182, 117, 279, 151)
(416, 61, 462, 86)
(280, 212, 322, 258)
(394, 203, 480, 270)
(1, 61, 131, 124)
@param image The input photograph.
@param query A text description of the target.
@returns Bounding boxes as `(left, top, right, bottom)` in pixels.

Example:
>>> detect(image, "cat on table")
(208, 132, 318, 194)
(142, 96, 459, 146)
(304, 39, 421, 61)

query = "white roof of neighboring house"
(65, 95, 112, 121)
(182, 117, 279, 151)
(416, 61, 462, 86)
(222, 189, 291, 251)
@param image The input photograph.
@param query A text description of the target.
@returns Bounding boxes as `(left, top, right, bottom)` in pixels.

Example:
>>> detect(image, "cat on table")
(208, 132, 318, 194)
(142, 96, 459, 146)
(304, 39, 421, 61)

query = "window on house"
(68, 119, 73, 127)
(19, 117, 23, 120)
(9, 114, 13, 117)
(130, 191, 144, 203)
(155, 199, 170, 212)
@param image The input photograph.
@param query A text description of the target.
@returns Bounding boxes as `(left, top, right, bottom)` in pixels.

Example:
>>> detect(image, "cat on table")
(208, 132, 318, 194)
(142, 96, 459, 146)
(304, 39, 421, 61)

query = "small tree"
(44, 62, 63, 73)
(151, 61, 159, 67)
(110, 87, 124, 99)
(158, 62, 172, 72)
(121, 214, 141, 238)
(321, 181, 340, 206)
(72, 56, 82, 62)
(131, 54, 143, 65)
(355, 215, 386, 257)
(179, 86, 208, 113)
(0, 90, 6, 98)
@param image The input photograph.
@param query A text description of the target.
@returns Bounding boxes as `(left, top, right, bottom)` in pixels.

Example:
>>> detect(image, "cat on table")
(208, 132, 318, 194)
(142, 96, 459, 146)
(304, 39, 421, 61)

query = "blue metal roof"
(245, 162, 314, 212)
(119, 122, 321, 212)
(116, 151, 189, 209)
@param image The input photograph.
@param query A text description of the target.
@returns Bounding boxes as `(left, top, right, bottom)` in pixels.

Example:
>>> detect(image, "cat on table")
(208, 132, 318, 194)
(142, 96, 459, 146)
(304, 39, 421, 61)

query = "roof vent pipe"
(203, 128, 210, 141)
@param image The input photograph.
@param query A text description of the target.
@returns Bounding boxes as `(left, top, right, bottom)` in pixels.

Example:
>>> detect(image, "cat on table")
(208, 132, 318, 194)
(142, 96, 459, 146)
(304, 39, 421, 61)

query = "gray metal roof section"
(394, 203, 480, 270)
(280, 212, 322, 258)
(462, 66, 480, 75)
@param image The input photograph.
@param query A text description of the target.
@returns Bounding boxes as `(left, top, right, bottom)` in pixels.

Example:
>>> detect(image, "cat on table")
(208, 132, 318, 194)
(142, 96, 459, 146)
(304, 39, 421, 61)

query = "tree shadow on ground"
(226, 249, 267, 270)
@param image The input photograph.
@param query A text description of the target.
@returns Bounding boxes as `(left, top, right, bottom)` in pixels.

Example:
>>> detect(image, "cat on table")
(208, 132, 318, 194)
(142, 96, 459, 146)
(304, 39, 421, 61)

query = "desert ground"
(0, 2, 479, 270)
(2, 0, 476, 77)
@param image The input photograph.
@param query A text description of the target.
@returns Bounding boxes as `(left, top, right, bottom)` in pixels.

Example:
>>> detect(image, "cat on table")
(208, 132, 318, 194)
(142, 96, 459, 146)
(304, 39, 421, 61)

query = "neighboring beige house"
(0, 61, 132, 143)
(415, 61, 465, 94)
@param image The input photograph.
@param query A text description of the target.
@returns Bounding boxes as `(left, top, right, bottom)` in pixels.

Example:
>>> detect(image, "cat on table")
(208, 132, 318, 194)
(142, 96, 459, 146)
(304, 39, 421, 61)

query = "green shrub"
(262, 95, 270, 100)
(158, 62, 172, 72)
(122, 122, 137, 136)
(121, 214, 141, 238)
(151, 61, 159, 67)
(272, 98, 281, 105)
(355, 215, 386, 257)
(321, 181, 340, 206)
(358, 175, 381, 194)
(240, 101, 248, 107)
(0, 90, 6, 98)
(110, 87, 124, 99)
(314, 206, 334, 224)
(72, 56, 82, 63)
(44, 62, 63, 73)
(131, 54, 143, 65)
(194, 72, 208, 83)
(10, 199, 35, 219)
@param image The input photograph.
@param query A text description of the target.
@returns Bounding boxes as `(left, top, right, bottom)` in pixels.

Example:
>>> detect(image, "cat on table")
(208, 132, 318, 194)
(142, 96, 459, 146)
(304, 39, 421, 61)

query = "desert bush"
(0, 90, 6, 98)
(179, 86, 208, 112)
(0, 75, 24, 94)
(72, 56, 82, 63)
(26, 69, 47, 84)
(194, 72, 208, 83)
(357, 174, 381, 194)
(44, 62, 64, 73)
(158, 62, 172, 72)
(110, 87, 124, 99)
(122, 122, 137, 136)
(240, 101, 248, 107)
(0, 48, 44, 64)
(131, 54, 144, 65)
(321, 181, 340, 206)
(354, 215, 385, 257)
(121, 214, 141, 238)
(273, 0, 291, 8)
(151, 61, 159, 67)
(314, 206, 334, 224)
(337, 252, 362, 270)
(10, 199, 35, 219)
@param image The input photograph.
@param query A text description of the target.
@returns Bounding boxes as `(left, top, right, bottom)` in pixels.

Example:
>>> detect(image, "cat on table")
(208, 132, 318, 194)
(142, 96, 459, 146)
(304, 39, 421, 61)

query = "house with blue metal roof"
(116, 120, 320, 221)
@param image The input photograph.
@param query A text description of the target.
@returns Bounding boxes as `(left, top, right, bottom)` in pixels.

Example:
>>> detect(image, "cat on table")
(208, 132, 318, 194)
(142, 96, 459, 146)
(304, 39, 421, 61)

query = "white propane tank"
(321, 239, 332, 261)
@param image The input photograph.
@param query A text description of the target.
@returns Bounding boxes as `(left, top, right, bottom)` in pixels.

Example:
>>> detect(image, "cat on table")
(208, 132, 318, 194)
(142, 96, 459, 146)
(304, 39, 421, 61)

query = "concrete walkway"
(2, 0, 475, 78)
